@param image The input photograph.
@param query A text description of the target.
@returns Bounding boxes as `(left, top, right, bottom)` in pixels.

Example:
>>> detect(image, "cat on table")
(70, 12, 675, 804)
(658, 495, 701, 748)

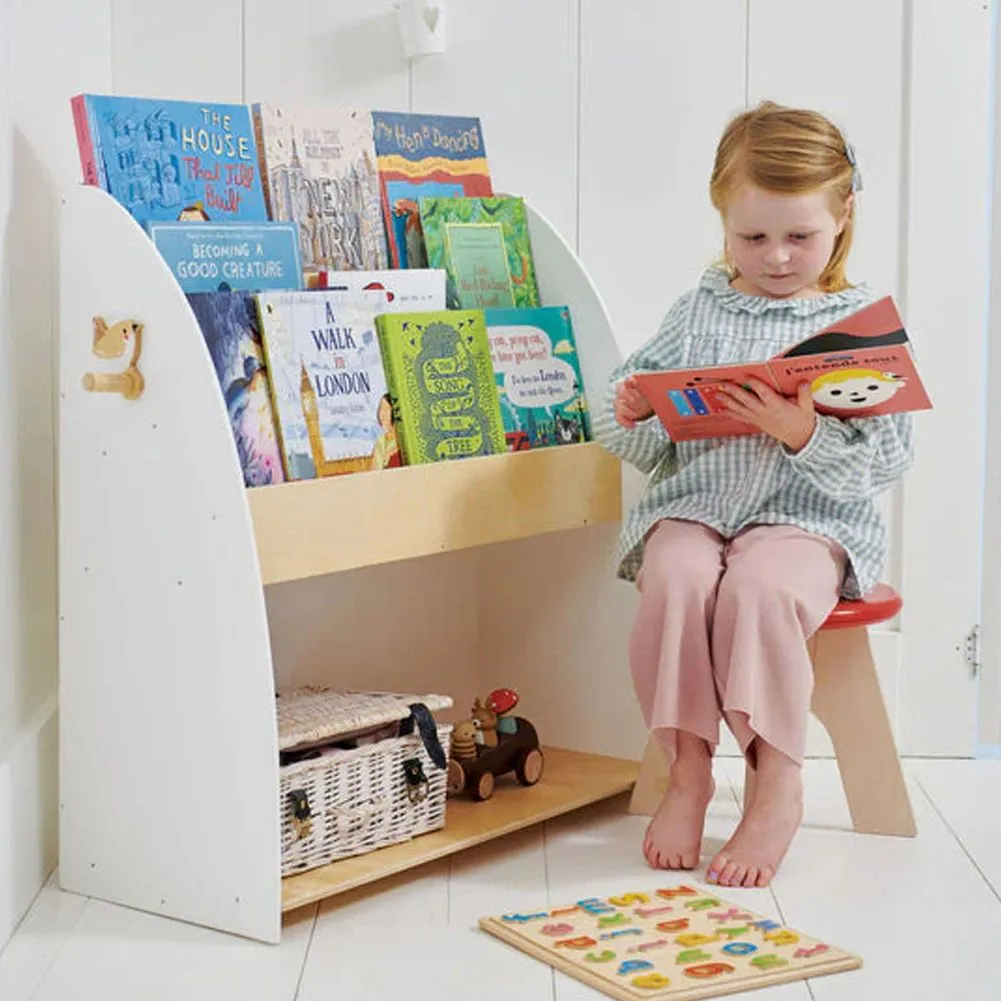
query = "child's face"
(724, 184, 849, 299)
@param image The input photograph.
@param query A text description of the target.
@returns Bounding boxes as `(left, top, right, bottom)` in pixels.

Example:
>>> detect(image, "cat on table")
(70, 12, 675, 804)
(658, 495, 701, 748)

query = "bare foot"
(643, 733, 714, 870)
(707, 741, 802, 888)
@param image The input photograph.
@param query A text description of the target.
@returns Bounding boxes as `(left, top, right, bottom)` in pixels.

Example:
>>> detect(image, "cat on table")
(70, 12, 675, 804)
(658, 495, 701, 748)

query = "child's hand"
(614, 376, 655, 428)
(720, 379, 816, 452)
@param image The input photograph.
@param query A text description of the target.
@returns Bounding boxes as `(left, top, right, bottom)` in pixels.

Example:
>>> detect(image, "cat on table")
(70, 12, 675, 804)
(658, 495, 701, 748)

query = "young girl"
(596, 102, 913, 889)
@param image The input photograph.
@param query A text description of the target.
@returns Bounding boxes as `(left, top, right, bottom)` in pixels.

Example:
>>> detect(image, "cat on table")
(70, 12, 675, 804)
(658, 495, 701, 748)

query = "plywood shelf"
(248, 442, 621, 585)
(281, 746, 638, 914)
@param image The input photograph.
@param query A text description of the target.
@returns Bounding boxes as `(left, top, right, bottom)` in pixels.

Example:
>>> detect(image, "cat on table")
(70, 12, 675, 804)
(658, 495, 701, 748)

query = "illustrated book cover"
(484, 306, 590, 450)
(71, 93, 269, 227)
(150, 221, 302, 293)
(418, 195, 540, 310)
(186, 290, 285, 487)
(253, 103, 389, 271)
(256, 288, 395, 479)
(371, 110, 493, 270)
(374, 309, 507, 465)
(632, 297, 931, 442)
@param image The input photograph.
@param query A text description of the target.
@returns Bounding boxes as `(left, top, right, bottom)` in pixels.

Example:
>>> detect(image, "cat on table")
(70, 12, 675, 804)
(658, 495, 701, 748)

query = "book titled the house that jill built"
(71, 93, 269, 228)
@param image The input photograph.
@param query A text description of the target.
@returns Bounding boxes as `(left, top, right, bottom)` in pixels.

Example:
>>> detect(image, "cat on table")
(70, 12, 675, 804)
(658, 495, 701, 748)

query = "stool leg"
(811, 627, 917, 837)
(629, 736, 669, 816)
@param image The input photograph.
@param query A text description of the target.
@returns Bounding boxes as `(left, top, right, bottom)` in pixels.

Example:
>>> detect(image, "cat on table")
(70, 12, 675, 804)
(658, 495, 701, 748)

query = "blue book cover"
(71, 93, 269, 227)
(186, 290, 286, 487)
(149, 221, 302, 293)
(483, 306, 591, 450)
(371, 111, 493, 269)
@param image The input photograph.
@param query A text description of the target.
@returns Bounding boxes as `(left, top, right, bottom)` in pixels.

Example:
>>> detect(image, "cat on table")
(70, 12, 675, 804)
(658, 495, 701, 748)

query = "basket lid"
(275, 688, 453, 751)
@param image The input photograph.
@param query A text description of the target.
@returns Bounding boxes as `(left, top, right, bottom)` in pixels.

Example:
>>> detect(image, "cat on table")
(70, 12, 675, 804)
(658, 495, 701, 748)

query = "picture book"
(70, 93, 268, 227)
(253, 103, 388, 272)
(418, 195, 540, 310)
(186, 290, 285, 487)
(371, 111, 493, 269)
(150, 221, 302, 293)
(632, 297, 932, 442)
(479, 883, 861, 1000)
(256, 289, 396, 479)
(374, 309, 507, 465)
(484, 306, 590, 450)
(303, 267, 447, 312)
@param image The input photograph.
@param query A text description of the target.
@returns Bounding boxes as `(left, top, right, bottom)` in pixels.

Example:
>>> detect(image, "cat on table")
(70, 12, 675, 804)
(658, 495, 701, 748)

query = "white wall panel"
(411, 0, 579, 249)
(579, 0, 747, 354)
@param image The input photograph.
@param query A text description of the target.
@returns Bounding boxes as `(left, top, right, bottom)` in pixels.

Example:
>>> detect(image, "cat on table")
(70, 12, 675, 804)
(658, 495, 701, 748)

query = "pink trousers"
(630, 520, 845, 767)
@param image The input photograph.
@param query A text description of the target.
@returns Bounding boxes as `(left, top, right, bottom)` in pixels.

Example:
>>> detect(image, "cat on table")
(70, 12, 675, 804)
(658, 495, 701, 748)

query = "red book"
(632, 297, 932, 442)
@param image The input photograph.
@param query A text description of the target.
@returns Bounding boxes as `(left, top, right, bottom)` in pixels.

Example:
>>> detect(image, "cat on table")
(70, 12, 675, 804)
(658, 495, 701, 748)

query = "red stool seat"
(822, 583, 902, 631)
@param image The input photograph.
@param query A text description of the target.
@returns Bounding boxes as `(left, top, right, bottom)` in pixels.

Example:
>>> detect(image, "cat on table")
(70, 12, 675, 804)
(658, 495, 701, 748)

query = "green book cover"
(484, 306, 591, 450)
(418, 195, 540, 310)
(375, 309, 507, 464)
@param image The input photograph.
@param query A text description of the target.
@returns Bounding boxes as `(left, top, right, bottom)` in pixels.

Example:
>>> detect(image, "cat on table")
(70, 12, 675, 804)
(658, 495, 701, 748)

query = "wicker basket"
(277, 689, 453, 876)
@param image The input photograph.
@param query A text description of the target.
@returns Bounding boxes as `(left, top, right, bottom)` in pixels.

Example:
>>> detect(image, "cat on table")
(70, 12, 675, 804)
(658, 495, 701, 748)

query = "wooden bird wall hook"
(83, 315, 145, 400)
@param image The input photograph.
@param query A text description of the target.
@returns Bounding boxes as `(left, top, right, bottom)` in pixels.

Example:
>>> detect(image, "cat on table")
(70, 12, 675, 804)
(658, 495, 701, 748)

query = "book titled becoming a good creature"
(375, 310, 507, 465)
(633, 296, 932, 442)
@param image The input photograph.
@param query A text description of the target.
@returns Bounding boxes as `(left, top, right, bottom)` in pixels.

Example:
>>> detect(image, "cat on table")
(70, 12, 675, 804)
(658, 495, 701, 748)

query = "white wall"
(0, 0, 990, 949)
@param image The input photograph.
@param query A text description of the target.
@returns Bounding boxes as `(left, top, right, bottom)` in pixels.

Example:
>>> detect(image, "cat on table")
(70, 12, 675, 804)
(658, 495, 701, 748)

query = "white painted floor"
(2, 758, 999, 1000)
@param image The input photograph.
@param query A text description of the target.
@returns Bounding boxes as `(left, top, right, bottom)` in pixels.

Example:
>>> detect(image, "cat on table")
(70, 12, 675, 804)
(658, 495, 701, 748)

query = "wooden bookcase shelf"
(281, 746, 638, 913)
(249, 441, 621, 584)
(58, 186, 631, 944)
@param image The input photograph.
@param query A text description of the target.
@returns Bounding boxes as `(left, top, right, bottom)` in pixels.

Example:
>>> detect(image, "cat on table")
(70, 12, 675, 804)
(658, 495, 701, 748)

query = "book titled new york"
(371, 111, 493, 269)
(150, 221, 302, 293)
(633, 297, 932, 442)
(253, 103, 388, 272)
(186, 290, 285, 487)
(484, 306, 590, 451)
(71, 93, 269, 227)
(418, 195, 540, 310)
(375, 310, 507, 465)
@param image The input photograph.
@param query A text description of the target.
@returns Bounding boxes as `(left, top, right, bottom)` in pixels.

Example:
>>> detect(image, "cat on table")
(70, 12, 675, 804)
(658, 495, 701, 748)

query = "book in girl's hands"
(632, 296, 932, 442)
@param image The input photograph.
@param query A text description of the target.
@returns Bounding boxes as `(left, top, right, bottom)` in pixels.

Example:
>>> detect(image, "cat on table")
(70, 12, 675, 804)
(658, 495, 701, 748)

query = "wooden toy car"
(446, 716, 544, 801)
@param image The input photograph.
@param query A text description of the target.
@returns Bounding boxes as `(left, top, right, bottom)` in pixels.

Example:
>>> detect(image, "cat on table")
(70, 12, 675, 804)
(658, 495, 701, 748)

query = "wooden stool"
(629, 583, 917, 837)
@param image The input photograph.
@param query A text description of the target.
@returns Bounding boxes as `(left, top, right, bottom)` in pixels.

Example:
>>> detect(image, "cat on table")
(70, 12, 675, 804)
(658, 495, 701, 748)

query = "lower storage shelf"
(281, 746, 638, 913)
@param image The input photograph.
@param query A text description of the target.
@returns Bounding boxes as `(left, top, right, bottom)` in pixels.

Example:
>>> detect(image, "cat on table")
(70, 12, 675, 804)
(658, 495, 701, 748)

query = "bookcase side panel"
(58, 186, 280, 942)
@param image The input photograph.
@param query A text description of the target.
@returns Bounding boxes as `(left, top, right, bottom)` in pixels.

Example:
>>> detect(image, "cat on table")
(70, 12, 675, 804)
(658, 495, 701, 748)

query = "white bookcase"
(57, 185, 635, 943)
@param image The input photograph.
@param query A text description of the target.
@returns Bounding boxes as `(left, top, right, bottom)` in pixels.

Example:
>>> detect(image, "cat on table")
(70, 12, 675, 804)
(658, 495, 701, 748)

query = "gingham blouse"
(594, 267, 914, 598)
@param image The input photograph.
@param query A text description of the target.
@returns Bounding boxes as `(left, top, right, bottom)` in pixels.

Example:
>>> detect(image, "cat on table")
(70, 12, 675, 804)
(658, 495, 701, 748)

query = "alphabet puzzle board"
(478, 884, 860, 1000)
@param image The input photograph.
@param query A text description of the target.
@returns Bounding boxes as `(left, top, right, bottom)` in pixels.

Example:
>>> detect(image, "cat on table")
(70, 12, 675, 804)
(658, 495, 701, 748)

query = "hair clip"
(844, 142, 863, 193)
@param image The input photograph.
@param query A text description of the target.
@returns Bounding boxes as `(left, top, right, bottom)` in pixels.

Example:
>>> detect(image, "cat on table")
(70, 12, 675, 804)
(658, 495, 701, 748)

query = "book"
(374, 310, 507, 464)
(256, 272, 446, 479)
(484, 306, 590, 450)
(186, 290, 285, 487)
(418, 195, 540, 310)
(149, 221, 302, 293)
(70, 93, 269, 227)
(632, 296, 932, 442)
(253, 103, 388, 271)
(371, 111, 493, 269)
(302, 267, 447, 311)
(256, 290, 387, 479)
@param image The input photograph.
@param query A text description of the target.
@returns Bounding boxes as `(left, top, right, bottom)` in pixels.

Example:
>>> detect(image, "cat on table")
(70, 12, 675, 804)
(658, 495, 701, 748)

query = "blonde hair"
(812, 369, 894, 388)
(710, 101, 857, 293)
